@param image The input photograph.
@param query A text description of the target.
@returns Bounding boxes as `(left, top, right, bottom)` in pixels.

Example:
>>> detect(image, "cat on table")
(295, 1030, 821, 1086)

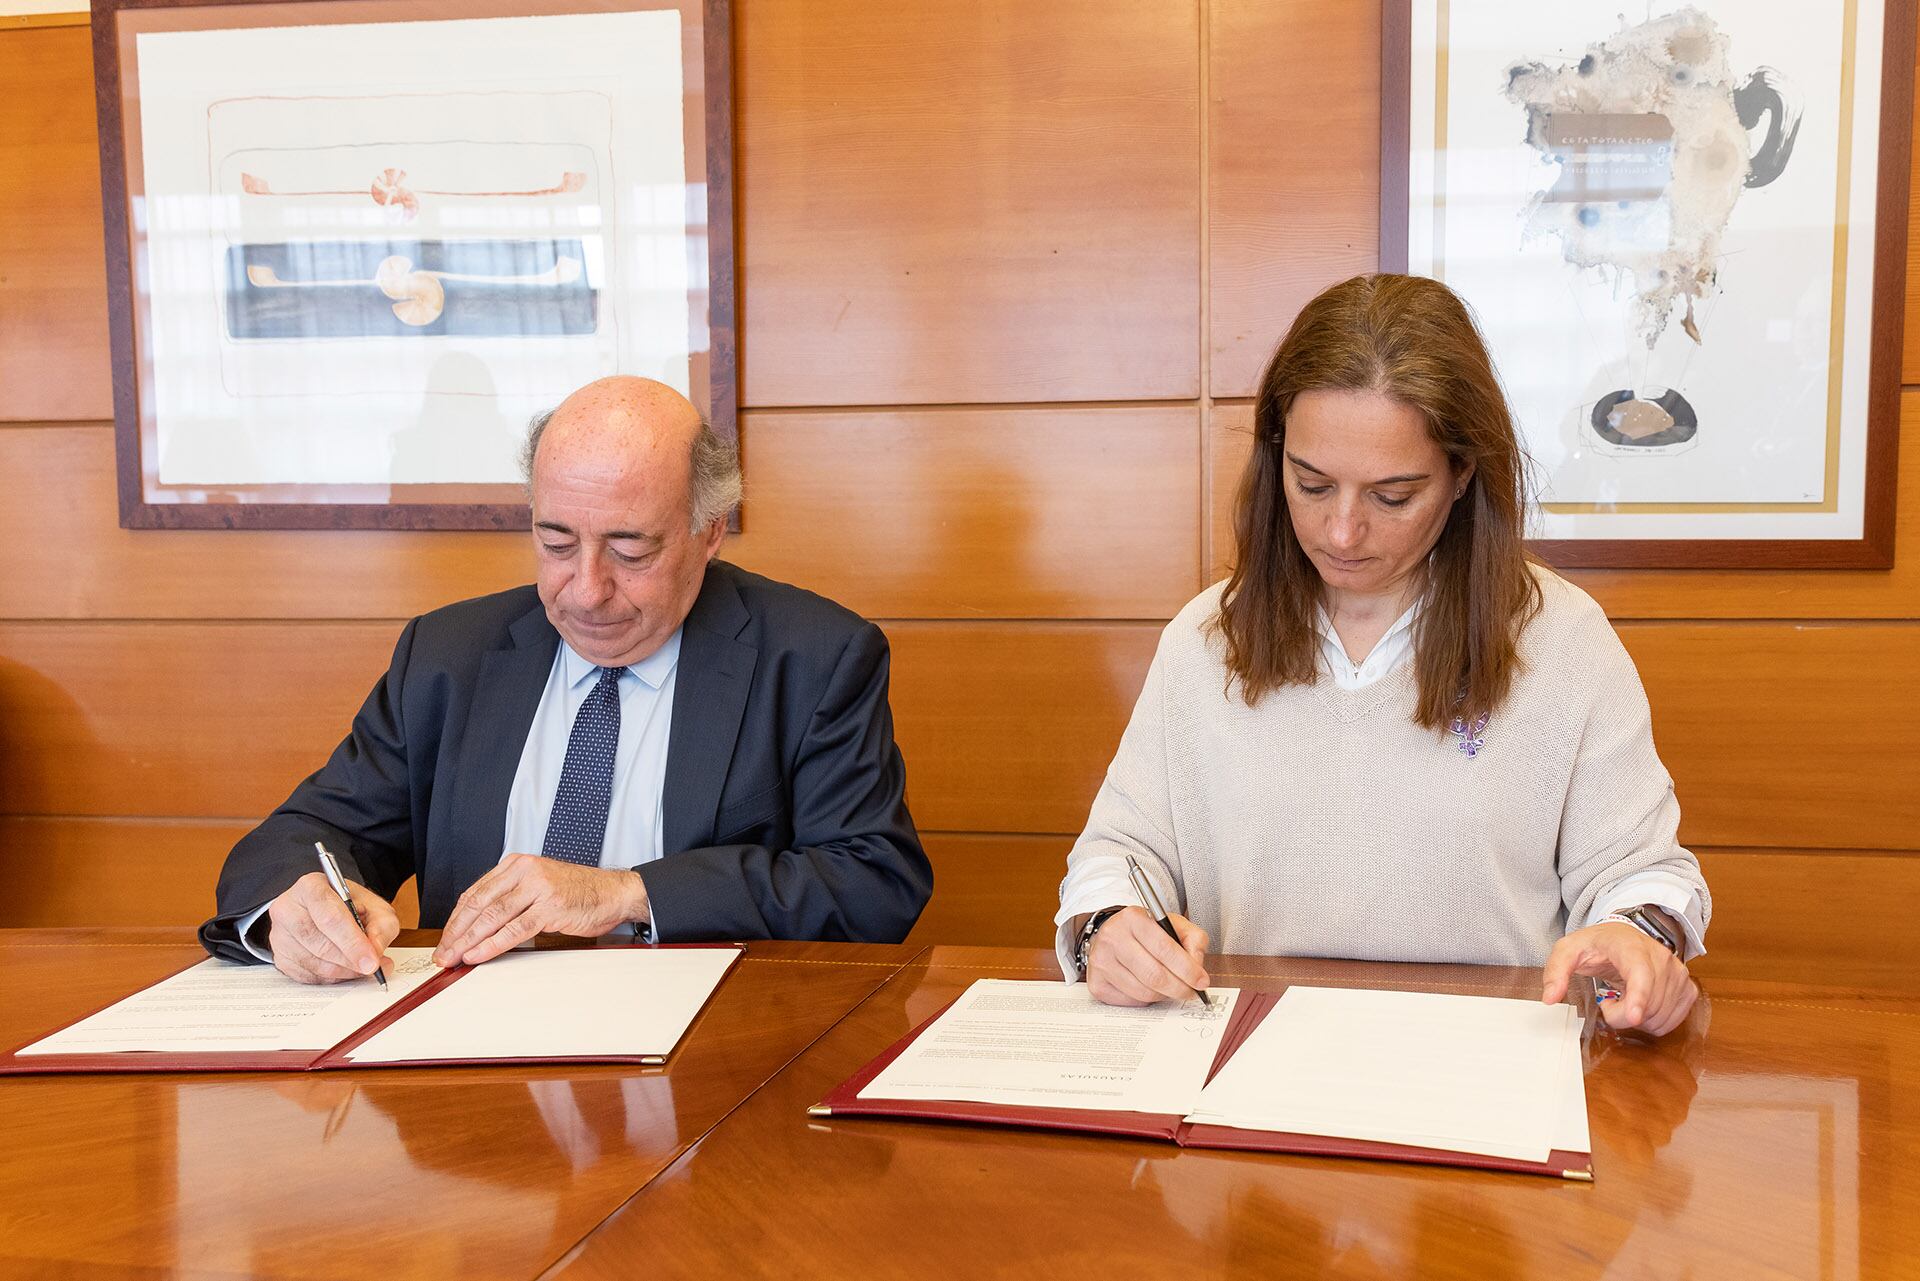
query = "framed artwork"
(1383, 0, 1912, 567)
(94, 0, 736, 529)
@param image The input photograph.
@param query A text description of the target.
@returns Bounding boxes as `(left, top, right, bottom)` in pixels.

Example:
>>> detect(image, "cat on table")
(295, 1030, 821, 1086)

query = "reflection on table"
(550, 948, 1918, 1281)
(0, 930, 917, 1281)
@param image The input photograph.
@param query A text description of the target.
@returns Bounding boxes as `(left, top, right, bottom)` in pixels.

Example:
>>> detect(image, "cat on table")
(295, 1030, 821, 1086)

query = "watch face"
(1627, 907, 1678, 952)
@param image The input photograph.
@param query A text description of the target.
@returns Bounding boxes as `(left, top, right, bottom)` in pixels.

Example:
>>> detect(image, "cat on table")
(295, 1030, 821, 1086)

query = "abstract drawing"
(120, 7, 698, 492)
(1505, 10, 1801, 351)
(1387, 0, 1903, 562)
(1502, 9, 1802, 452)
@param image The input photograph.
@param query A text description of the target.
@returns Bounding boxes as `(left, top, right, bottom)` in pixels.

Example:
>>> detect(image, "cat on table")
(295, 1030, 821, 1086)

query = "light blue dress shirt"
(502, 629, 681, 878)
(239, 628, 682, 960)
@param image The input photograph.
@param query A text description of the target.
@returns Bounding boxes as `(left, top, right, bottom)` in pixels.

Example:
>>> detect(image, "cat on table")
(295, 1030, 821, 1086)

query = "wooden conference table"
(2, 930, 1916, 1280)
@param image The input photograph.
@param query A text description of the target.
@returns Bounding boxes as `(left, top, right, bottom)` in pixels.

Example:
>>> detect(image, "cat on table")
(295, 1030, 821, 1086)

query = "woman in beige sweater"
(1056, 274, 1707, 1036)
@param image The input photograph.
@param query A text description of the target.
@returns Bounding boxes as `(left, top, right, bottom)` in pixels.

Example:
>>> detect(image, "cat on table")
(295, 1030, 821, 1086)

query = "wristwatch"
(1074, 906, 1126, 978)
(1605, 904, 1681, 955)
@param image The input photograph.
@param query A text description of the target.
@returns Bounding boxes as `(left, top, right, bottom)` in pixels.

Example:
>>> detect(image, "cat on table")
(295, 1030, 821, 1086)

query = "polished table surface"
(3, 934, 1917, 1280)
(0, 928, 920, 1280)
(548, 947, 1920, 1281)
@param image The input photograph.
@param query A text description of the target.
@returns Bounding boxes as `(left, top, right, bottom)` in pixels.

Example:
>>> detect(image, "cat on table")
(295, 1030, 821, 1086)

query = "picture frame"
(93, 0, 736, 530)
(1382, 0, 1911, 568)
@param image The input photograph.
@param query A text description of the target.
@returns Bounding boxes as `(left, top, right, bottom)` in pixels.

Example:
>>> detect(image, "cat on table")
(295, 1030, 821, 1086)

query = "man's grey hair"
(521, 406, 742, 532)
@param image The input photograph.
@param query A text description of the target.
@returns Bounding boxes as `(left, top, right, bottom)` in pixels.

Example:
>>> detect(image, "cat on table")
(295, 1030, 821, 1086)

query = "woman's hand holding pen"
(266, 873, 399, 986)
(1085, 908, 1212, 1007)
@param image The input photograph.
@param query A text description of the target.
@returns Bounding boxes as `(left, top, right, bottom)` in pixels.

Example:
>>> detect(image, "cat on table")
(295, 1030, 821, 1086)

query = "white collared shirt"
(1314, 599, 1422, 690)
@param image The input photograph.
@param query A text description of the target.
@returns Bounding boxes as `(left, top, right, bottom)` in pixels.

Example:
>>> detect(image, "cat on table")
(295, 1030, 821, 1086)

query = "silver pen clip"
(1124, 856, 1164, 919)
(314, 842, 349, 897)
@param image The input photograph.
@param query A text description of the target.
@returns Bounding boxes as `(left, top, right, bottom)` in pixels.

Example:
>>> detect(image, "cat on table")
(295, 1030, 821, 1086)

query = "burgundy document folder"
(811, 990, 1593, 1181)
(0, 943, 742, 1076)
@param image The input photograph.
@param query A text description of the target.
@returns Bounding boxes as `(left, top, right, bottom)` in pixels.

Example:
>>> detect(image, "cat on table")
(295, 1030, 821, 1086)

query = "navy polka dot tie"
(540, 665, 626, 867)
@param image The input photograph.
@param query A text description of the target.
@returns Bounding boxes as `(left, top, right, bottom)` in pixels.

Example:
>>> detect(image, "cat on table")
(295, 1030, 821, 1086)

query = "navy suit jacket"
(199, 561, 930, 960)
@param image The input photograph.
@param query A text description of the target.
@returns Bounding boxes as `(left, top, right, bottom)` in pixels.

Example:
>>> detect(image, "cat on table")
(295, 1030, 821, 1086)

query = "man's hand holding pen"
(266, 872, 399, 986)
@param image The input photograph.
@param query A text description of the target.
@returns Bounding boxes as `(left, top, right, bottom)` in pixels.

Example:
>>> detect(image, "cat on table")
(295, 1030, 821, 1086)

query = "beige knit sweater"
(1054, 567, 1710, 975)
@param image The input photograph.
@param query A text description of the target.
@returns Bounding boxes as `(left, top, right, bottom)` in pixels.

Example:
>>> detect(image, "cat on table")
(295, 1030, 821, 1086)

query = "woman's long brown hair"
(1214, 273, 1542, 730)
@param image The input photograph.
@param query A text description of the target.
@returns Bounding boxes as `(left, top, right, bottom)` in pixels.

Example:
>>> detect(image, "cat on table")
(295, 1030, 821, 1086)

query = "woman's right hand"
(1084, 907, 1212, 1006)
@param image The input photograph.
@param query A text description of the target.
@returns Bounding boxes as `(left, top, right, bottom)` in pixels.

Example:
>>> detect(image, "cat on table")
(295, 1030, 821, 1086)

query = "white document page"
(857, 979, 1238, 1115)
(341, 947, 740, 1063)
(1186, 986, 1585, 1163)
(1550, 1016, 1592, 1156)
(16, 949, 442, 1056)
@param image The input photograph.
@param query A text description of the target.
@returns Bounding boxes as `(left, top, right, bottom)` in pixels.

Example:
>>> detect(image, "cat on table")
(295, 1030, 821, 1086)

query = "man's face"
(531, 423, 724, 667)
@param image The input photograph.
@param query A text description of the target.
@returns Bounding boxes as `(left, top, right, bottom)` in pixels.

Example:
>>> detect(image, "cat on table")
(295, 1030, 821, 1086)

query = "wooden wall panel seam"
(16, 381, 1920, 411)
(12, 386, 1917, 417)
(0, 813, 265, 825)
(1617, 615, 1920, 626)
(0, 618, 1195, 628)
(740, 399, 1205, 415)
(2, 820, 1091, 839)
(1598, 612, 1920, 625)
(10, 616, 1920, 627)
(1197, 0, 1215, 596)
(1689, 846, 1920, 857)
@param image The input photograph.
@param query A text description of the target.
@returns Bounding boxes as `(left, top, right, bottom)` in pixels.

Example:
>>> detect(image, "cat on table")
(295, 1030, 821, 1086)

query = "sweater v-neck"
(1308, 659, 1418, 724)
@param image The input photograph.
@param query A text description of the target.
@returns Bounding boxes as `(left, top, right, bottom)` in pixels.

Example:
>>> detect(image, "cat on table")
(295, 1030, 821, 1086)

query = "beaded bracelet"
(1073, 906, 1126, 978)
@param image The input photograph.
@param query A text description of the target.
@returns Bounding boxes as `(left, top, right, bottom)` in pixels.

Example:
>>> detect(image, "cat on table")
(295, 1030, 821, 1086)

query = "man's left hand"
(433, 853, 650, 967)
(1541, 921, 1697, 1036)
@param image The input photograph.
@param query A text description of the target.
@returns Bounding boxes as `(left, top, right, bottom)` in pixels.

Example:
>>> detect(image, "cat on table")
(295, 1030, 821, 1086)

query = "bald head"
(530, 374, 700, 491)
(525, 377, 735, 667)
(523, 376, 739, 534)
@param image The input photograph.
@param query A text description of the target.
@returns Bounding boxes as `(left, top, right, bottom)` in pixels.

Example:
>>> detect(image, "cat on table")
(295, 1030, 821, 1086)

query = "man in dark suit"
(201, 376, 930, 982)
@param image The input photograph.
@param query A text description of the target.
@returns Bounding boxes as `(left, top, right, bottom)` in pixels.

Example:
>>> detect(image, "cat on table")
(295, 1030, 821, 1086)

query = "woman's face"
(1281, 387, 1469, 603)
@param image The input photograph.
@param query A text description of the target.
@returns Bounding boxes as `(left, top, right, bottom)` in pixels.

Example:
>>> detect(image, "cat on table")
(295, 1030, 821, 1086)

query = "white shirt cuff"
(235, 902, 275, 963)
(1052, 868, 1136, 984)
(1586, 870, 1707, 961)
(634, 869, 656, 942)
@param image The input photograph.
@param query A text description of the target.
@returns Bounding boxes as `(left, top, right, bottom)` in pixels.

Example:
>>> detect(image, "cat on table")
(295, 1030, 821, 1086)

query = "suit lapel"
(438, 602, 558, 906)
(664, 565, 758, 853)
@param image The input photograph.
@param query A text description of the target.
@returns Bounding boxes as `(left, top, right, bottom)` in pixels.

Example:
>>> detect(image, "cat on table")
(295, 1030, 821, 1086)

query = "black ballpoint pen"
(315, 841, 388, 990)
(1124, 854, 1214, 1008)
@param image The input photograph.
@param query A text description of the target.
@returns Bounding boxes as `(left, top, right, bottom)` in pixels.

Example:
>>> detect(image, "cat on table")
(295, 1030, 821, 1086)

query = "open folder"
(811, 980, 1593, 1180)
(0, 944, 741, 1075)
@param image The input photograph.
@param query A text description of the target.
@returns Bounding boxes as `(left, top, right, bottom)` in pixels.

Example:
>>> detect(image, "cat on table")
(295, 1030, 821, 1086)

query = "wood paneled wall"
(1, 6, 1915, 976)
